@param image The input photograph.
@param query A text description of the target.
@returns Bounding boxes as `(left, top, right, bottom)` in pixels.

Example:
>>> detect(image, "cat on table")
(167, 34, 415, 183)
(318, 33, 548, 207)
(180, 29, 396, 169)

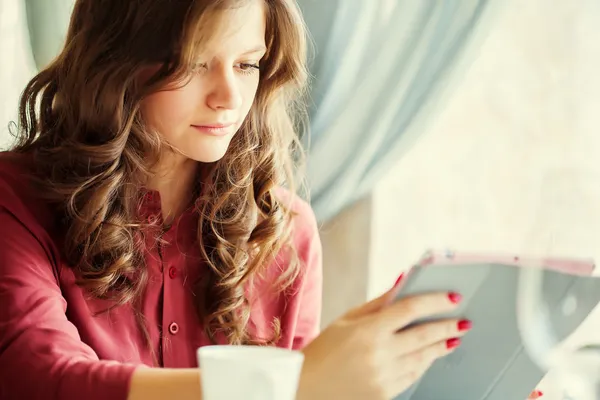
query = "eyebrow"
(241, 45, 267, 56)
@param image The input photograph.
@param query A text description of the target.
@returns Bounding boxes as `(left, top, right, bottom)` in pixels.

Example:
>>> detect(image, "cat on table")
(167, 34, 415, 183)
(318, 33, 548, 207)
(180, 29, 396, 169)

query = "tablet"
(392, 249, 600, 400)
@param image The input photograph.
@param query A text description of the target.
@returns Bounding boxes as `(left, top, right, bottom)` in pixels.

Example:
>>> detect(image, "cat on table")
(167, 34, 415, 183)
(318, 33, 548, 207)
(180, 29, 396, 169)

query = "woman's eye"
(237, 63, 260, 75)
(191, 62, 260, 75)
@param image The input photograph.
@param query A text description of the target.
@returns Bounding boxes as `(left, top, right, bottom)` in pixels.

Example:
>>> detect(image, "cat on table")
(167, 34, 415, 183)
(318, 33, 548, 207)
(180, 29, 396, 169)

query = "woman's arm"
(127, 368, 202, 400)
(0, 210, 135, 399)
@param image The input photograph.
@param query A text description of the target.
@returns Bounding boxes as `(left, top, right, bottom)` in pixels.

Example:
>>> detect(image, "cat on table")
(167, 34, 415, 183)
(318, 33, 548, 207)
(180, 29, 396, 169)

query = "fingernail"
(457, 319, 472, 331)
(446, 337, 461, 349)
(534, 390, 543, 397)
(448, 292, 462, 304)
(393, 273, 404, 287)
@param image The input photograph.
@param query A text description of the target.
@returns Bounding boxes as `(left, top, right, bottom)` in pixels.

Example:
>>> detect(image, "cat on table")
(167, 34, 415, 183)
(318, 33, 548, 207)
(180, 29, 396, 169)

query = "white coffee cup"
(197, 345, 305, 400)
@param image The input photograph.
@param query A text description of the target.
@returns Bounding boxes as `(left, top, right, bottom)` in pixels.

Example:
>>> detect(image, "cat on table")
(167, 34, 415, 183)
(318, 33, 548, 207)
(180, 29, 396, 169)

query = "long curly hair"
(11, 0, 310, 348)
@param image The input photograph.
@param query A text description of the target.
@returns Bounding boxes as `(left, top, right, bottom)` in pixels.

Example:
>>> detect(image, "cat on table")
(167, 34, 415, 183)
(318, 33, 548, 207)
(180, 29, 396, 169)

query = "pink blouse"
(0, 153, 323, 400)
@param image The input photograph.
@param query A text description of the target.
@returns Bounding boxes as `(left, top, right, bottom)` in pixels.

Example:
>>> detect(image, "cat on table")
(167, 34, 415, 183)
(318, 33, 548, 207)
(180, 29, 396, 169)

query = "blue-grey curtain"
(0, 0, 37, 148)
(6, 0, 499, 223)
(24, 0, 75, 70)
(299, 0, 499, 222)
(0, 0, 73, 149)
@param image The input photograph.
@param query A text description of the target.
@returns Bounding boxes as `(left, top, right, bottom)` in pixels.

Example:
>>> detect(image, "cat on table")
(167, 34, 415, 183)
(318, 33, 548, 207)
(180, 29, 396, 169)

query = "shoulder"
(0, 151, 34, 208)
(0, 151, 36, 206)
(274, 186, 320, 256)
(274, 187, 319, 238)
(0, 151, 57, 238)
(270, 188, 323, 348)
(272, 187, 322, 289)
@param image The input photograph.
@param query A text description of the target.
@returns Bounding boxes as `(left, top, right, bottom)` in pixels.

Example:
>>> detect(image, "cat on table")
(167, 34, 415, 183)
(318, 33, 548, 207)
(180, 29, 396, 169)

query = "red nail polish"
(394, 273, 404, 287)
(446, 338, 461, 349)
(535, 390, 543, 397)
(448, 292, 462, 304)
(457, 320, 472, 331)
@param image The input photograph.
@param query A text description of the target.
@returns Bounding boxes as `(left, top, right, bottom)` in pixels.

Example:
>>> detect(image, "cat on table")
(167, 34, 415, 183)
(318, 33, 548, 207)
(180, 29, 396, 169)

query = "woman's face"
(141, 0, 266, 164)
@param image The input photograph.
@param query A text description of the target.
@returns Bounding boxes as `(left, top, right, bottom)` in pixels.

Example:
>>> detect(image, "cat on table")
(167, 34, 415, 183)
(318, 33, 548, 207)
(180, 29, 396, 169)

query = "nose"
(206, 68, 243, 111)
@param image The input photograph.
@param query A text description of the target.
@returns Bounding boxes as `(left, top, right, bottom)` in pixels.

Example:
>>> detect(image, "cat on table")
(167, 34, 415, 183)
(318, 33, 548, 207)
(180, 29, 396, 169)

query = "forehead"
(199, 0, 266, 57)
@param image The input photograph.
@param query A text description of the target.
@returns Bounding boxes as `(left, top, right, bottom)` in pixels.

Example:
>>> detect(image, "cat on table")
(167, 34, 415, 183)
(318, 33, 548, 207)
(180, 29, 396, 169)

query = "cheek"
(241, 81, 260, 116)
(141, 86, 200, 137)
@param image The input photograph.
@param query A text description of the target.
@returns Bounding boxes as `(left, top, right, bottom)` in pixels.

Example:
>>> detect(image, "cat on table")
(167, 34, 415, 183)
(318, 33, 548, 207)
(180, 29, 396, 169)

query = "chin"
(187, 141, 232, 163)
(176, 130, 236, 163)
(193, 151, 229, 163)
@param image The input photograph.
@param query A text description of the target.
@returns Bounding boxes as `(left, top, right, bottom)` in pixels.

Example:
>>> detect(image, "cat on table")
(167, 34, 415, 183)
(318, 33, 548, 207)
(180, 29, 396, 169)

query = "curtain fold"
(300, 0, 500, 222)
(0, 0, 37, 148)
(24, 0, 74, 70)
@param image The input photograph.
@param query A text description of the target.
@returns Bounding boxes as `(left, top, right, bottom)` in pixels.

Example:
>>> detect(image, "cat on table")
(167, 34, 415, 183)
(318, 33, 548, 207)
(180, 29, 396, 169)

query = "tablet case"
(392, 250, 600, 400)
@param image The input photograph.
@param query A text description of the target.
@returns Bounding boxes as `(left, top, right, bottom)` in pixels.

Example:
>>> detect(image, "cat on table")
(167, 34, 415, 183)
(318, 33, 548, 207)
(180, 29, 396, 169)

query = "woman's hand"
(297, 281, 471, 400)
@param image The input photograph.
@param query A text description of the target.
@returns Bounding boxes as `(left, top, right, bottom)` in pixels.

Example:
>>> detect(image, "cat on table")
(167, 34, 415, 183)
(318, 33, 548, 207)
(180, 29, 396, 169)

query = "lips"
(193, 122, 234, 129)
(191, 122, 235, 137)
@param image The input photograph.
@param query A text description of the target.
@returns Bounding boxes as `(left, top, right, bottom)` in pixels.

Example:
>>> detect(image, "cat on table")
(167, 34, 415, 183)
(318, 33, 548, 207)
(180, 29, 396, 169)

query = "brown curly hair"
(11, 0, 310, 348)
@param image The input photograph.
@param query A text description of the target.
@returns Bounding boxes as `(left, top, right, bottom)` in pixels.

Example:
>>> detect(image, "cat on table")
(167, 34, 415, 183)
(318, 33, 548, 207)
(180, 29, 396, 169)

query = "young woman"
(0, 0, 470, 399)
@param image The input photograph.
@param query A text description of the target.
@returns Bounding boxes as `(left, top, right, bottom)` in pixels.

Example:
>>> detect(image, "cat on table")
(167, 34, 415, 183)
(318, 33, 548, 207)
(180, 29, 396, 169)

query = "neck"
(147, 153, 199, 224)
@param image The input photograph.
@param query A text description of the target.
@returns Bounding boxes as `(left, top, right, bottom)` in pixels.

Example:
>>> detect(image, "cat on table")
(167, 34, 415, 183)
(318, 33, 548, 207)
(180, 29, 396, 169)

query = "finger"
(345, 274, 405, 319)
(397, 336, 461, 376)
(386, 360, 432, 399)
(391, 318, 472, 357)
(387, 336, 462, 390)
(368, 291, 462, 332)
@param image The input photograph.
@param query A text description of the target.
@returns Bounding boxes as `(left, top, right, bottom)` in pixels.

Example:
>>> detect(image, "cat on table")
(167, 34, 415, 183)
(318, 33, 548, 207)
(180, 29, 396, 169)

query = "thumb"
(345, 273, 404, 319)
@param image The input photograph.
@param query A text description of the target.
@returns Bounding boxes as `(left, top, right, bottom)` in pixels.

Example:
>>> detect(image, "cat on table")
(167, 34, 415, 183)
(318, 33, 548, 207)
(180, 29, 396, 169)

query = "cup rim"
(197, 344, 305, 364)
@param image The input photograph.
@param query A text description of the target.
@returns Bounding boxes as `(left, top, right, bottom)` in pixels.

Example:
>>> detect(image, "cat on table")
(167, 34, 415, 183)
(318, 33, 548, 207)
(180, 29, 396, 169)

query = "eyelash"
(192, 63, 260, 75)
(238, 63, 260, 75)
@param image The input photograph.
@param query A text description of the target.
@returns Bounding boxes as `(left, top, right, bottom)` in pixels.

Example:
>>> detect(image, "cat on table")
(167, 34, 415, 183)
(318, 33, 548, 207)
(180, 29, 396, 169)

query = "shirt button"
(168, 266, 177, 279)
(168, 322, 179, 335)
